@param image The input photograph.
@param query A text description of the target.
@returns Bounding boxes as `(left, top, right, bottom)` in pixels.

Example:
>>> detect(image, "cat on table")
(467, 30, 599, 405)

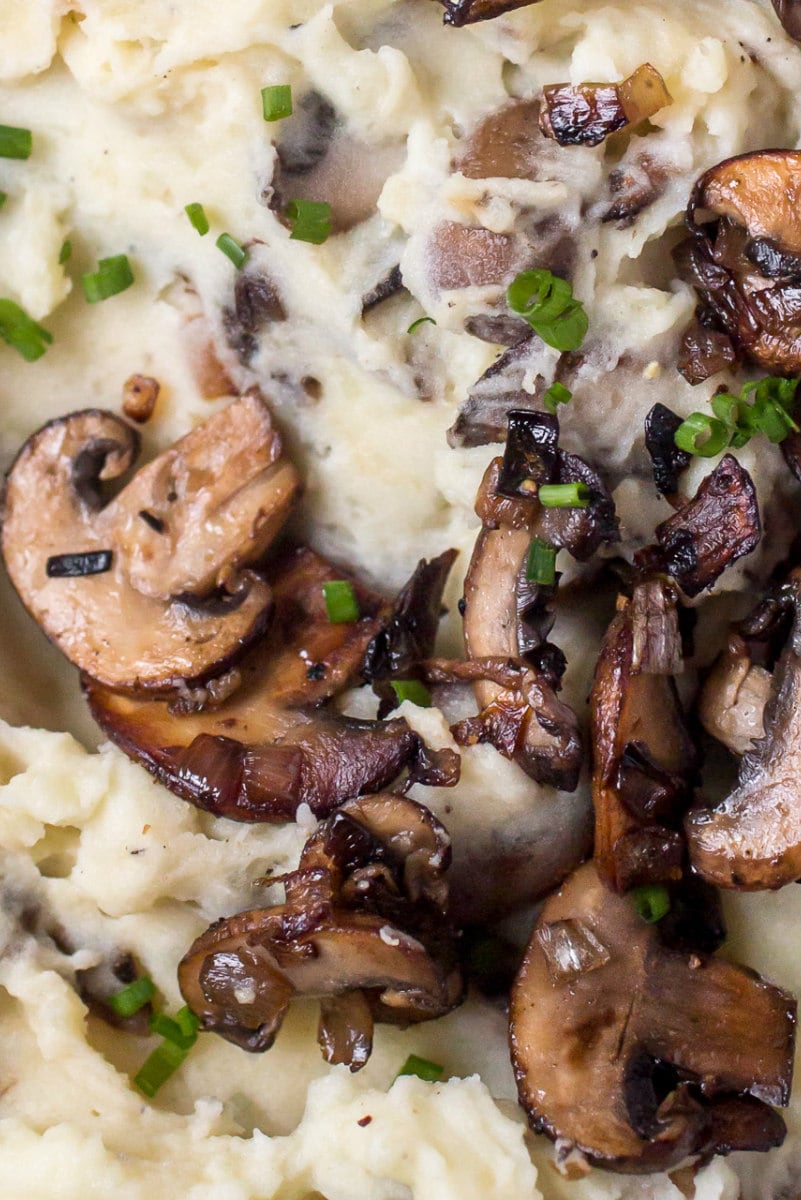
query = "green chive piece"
(0, 125, 32, 160)
(632, 884, 671, 925)
(149, 1007, 199, 1050)
(184, 202, 210, 236)
(287, 199, 332, 245)
(108, 976, 155, 1019)
(175, 1005, 201, 1041)
(542, 381, 572, 415)
(526, 538, 557, 585)
(0, 192, 6, 211)
(322, 580, 360, 624)
(58, 239, 72, 265)
(81, 254, 135, 303)
(262, 84, 293, 122)
(673, 413, 730, 458)
(507, 268, 588, 352)
(538, 482, 591, 508)
(390, 679, 432, 708)
(0, 298, 53, 361)
(134, 1038, 189, 1098)
(396, 1054, 444, 1083)
(216, 233, 248, 269)
(407, 316, 437, 335)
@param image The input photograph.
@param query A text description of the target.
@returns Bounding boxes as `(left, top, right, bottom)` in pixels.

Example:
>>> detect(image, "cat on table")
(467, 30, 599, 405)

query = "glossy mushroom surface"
(436, 0, 539, 26)
(539, 65, 671, 148)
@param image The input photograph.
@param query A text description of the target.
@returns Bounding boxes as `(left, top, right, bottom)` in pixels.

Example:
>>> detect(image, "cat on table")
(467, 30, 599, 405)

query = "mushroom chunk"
(436, 0, 539, 26)
(699, 634, 773, 757)
(84, 548, 439, 821)
(675, 151, 801, 377)
(634, 455, 760, 598)
(591, 580, 697, 893)
(510, 862, 795, 1173)
(539, 65, 671, 149)
(773, 0, 801, 39)
(644, 403, 691, 504)
(686, 573, 801, 889)
(1, 396, 297, 692)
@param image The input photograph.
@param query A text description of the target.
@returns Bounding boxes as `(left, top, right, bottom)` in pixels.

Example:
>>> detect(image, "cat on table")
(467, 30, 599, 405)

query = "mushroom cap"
(510, 862, 795, 1173)
(1, 406, 284, 692)
(692, 150, 801, 256)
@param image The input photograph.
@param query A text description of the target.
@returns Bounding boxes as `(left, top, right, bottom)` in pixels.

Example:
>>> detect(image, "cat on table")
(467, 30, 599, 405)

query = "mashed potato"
(2, 1, 801, 1196)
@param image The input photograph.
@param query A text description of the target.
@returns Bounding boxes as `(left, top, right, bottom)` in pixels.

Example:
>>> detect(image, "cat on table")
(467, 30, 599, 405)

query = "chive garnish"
(0, 299, 52, 361)
(262, 84, 293, 122)
(82, 255, 134, 303)
(542, 381, 572, 415)
(108, 976, 155, 1018)
(674, 376, 800, 458)
(0, 192, 7, 211)
(59, 239, 72, 265)
(674, 413, 731, 458)
(407, 317, 437, 335)
(0, 125, 32, 160)
(390, 680, 433, 708)
(538, 482, 591, 508)
(526, 538, 557, 585)
(216, 233, 247, 269)
(507, 269, 588, 353)
(134, 1005, 200, 1098)
(287, 199, 332, 245)
(184, 202, 210, 236)
(322, 580, 360, 624)
(632, 884, 671, 925)
(396, 1054, 444, 1082)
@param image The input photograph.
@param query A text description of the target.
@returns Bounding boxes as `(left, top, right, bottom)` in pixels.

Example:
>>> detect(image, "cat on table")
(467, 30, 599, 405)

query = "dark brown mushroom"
(686, 572, 801, 889)
(1, 394, 298, 692)
(510, 861, 795, 1173)
(539, 65, 671, 149)
(644, 403, 692, 504)
(591, 580, 697, 893)
(122, 375, 160, 424)
(223, 270, 286, 364)
(436, 0, 539, 25)
(83, 548, 441, 821)
(773, 0, 801, 39)
(634, 455, 760, 598)
(675, 151, 801, 378)
(602, 156, 668, 227)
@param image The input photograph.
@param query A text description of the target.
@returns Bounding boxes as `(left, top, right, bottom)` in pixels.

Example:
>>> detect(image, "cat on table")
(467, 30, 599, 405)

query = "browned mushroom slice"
(83, 548, 426, 821)
(178, 905, 462, 1061)
(456, 99, 542, 180)
(591, 581, 696, 893)
(676, 151, 801, 376)
(634, 455, 760, 598)
(540, 65, 671, 149)
(223, 270, 286, 364)
(686, 575, 801, 888)
(773, 0, 801, 39)
(602, 156, 668, 227)
(427, 222, 525, 292)
(644, 403, 691, 504)
(1, 407, 280, 693)
(436, 0, 538, 25)
(510, 861, 795, 1173)
(699, 634, 772, 757)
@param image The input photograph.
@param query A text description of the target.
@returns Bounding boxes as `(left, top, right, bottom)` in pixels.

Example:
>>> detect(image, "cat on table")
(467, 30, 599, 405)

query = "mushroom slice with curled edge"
(591, 579, 697, 893)
(539, 65, 671, 149)
(634, 455, 760, 598)
(84, 548, 441, 821)
(436, 0, 539, 25)
(686, 572, 801, 889)
(699, 634, 772, 757)
(0, 396, 299, 692)
(675, 151, 801, 378)
(510, 861, 795, 1173)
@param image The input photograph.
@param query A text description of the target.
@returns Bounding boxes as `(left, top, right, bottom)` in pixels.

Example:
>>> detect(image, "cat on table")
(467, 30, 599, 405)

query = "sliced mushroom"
(644, 403, 691, 504)
(591, 580, 697, 893)
(634, 455, 760, 598)
(676, 151, 801, 377)
(436, 0, 539, 25)
(510, 861, 795, 1172)
(540, 65, 671, 149)
(686, 573, 801, 888)
(1, 397, 299, 692)
(427, 222, 526, 292)
(223, 270, 286, 364)
(602, 156, 668, 227)
(447, 338, 535, 449)
(84, 548, 435, 821)
(699, 634, 772, 757)
(773, 0, 801, 39)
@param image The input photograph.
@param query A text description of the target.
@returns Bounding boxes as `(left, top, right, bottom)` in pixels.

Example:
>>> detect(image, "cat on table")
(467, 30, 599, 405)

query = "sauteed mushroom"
(2, 394, 297, 692)
(539, 65, 671, 149)
(699, 634, 772, 757)
(773, 0, 801, 39)
(436, 0, 539, 26)
(510, 862, 795, 1173)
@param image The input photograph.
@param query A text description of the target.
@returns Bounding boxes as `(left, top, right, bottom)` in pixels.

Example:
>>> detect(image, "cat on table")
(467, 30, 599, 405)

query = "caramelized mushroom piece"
(634, 455, 760, 598)
(540, 65, 671, 149)
(676, 151, 801, 377)
(436, 0, 539, 25)
(686, 573, 801, 888)
(84, 548, 439, 821)
(510, 862, 795, 1173)
(591, 580, 697, 893)
(1, 395, 298, 692)
(699, 634, 772, 757)
(644, 403, 691, 504)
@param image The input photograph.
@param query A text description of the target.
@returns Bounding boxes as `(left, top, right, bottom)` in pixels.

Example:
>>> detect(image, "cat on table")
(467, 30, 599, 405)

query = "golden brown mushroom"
(539, 65, 671, 149)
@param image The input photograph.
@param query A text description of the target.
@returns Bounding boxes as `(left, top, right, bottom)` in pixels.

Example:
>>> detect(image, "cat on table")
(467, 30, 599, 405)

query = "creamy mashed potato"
(2, 1, 801, 1197)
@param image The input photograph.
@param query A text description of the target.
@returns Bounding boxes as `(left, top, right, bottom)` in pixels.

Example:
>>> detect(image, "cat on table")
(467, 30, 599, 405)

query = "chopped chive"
(0, 192, 6, 211)
(0, 298, 53, 362)
(108, 976, 155, 1018)
(58, 239, 72, 264)
(216, 233, 247, 269)
(262, 84, 293, 122)
(175, 1005, 201, 1041)
(538, 482, 590, 508)
(287, 199, 332, 245)
(526, 538, 557, 585)
(81, 254, 134, 303)
(542, 381, 572, 415)
(396, 1054, 444, 1082)
(322, 580, 360, 624)
(0, 125, 32, 160)
(507, 268, 588, 352)
(184, 202, 210, 236)
(134, 1038, 189, 1097)
(632, 884, 671, 925)
(673, 413, 729, 458)
(149, 1005, 200, 1049)
(390, 679, 432, 708)
(407, 316, 437, 335)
